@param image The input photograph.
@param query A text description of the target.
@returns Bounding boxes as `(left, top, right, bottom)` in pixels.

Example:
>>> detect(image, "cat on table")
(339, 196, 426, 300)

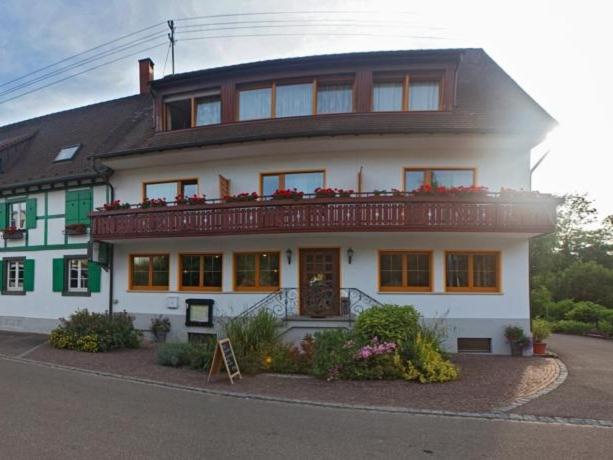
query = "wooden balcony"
(90, 192, 559, 241)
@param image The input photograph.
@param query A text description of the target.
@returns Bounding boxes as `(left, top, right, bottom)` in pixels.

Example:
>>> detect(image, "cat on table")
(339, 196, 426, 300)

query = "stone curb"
(495, 358, 568, 412)
(1, 352, 610, 429)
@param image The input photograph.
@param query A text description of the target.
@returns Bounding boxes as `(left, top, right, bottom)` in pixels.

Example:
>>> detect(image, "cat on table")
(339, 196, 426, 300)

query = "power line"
(0, 22, 166, 89)
(172, 10, 416, 22)
(0, 42, 167, 106)
(176, 32, 451, 42)
(0, 31, 167, 98)
(177, 18, 445, 29)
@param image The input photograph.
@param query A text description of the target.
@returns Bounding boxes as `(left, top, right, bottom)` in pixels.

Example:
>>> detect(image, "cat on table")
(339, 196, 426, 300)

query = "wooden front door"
(299, 248, 341, 317)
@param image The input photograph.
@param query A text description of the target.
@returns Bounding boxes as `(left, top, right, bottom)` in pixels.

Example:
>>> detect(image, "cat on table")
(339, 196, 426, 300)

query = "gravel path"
(25, 341, 558, 413)
(513, 334, 613, 420)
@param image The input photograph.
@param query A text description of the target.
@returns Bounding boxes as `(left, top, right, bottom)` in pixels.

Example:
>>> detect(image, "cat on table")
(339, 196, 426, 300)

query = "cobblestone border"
(1, 352, 610, 429)
(495, 358, 568, 412)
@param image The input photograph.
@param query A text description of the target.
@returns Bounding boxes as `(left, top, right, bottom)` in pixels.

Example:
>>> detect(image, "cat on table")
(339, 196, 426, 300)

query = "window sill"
(1, 290, 26, 296)
(378, 291, 504, 296)
(62, 291, 91, 297)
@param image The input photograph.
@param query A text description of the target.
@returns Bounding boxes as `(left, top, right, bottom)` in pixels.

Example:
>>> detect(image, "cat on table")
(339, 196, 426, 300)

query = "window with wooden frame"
(0, 257, 34, 294)
(237, 77, 354, 121)
(234, 252, 280, 291)
(143, 179, 198, 201)
(445, 252, 500, 292)
(379, 251, 432, 292)
(372, 73, 442, 112)
(260, 170, 325, 196)
(164, 90, 221, 131)
(404, 168, 476, 191)
(129, 255, 170, 290)
(179, 254, 222, 291)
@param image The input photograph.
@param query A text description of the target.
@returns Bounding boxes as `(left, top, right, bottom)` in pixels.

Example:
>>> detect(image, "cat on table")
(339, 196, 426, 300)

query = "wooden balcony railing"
(90, 192, 560, 241)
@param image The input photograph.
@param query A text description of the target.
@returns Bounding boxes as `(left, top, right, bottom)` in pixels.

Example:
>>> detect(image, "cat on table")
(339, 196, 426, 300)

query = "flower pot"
(2, 230, 24, 240)
(533, 342, 547, 355)
(153, 330, 167, 343)
(510, 341, 524, 357)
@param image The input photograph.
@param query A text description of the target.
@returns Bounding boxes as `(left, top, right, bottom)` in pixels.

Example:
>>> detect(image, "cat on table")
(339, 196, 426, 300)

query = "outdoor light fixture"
(286, 249, 293, 264)
(347, 248, 354, 264)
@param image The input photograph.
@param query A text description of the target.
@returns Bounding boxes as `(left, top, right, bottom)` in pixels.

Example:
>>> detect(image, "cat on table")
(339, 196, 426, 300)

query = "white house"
(0, 49, 558, 354)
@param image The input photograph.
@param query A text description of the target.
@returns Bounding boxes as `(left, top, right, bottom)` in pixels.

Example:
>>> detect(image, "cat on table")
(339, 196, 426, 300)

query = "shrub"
(597, 320, 613, 338)
(552, 320, 592, 335)
(354, 305, 420, 344)
(565, 302, 608, 325)
(223, 310, 279, 374)
(157, 342, 214, 370)
(530, 285, 554, 319)
(402, 333, 459, 384)
(546, 299, 577, 322)
(531, 319, 552, 343)
(267, 335, 314, 374)
(49, 309, 141, 352)
(312, 328, 354, 379)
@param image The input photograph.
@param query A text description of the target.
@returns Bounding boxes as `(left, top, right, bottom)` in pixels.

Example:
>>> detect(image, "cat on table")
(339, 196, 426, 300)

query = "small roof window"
(54, 144, 81, 162)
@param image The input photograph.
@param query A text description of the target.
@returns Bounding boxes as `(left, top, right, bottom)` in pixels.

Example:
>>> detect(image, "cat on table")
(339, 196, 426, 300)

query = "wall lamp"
(347, 248, 354, 264)
(286, 249, 293, 265)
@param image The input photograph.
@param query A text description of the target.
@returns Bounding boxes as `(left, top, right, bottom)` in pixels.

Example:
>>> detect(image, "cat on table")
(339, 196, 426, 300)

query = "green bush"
(402, 333, 459, 384)
(546, 299, 577, 322)
(531, 319, 552, 342)
(354, 305, 420, 344)
(552, 320, 592, 335)
(223, 310, 279, 374)
(267, 335, 315, 375)
(597, 320, 613, 338)
(312, 328, 354, 379)
(564, 301, 608, 325)
(157, 342, 214, 370)
(49, 309, 141, 352)
(530, 286, 554, 319)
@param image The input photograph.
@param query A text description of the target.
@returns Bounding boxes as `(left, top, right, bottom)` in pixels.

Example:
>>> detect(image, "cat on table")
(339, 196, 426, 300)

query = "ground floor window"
(179, 254, 222, 291)
(6, 259, 24, 292)
(67, 257, 88, 293)
(445, 252, 500, 292)
(234, 252, 280, 291)
(1, 257, 34, 294)
(130, 255, 169, 290)
(379, 251, 432, 292)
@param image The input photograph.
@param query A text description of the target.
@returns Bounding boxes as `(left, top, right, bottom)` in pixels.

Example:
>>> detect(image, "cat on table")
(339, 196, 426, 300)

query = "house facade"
(0, 49, 558, 354)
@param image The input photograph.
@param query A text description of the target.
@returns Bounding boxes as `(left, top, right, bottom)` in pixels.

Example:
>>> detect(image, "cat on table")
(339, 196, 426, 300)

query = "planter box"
(65, 226, 87, 236)
(2, 230, 24, 240)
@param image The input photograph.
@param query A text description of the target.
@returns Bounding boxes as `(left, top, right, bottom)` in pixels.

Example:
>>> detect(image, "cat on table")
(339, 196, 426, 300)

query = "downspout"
(93, 159, 115, 317)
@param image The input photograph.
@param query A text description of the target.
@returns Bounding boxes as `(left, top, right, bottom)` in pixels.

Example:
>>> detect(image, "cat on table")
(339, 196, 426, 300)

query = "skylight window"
(54, 145, 80, 162)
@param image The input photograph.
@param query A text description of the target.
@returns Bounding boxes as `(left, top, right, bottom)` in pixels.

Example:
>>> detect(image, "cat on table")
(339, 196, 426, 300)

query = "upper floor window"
(276, 83, 313, 118)
(373, 75, 442, 112)
(144, 179, 198, 201)
(239, 87, 272, 120)
(261, 171, 325, 196)
(317, 83, 353, 114)
(164, 91, 221, 130)
(405, 168, 475, 191)
(9, 202, 26, 229)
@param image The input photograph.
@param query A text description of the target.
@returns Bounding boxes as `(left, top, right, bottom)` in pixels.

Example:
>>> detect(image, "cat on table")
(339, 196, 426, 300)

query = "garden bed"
(25, 342, 558, 412)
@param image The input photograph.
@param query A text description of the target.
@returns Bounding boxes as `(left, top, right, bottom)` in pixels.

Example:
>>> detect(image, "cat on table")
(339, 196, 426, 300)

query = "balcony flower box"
(175, 194, 207, 206)
(101, 200, 131, 211)
(224, 192, 259, 203)
(336, 189, 354, 198)
(141, 198, 167, 209)
(64, 223, 87, 236)
(314, 187, 337, 199)
(2, 227, 24, 240)
(271, 189, 304, 201)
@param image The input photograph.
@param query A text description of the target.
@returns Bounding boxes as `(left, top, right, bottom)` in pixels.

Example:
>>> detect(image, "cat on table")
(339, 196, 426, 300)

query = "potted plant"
(101, 200, 130, 211)
(336, 188, 354, 198)
(314, 187, 336, 199)
(64, 223, 87, 235)
(2, 226, 24, 240)
(224, 192, 259, 202)
(271, 189, 304, 201)
(504, 325, 531, 357)
(531, 319, 552, 355)
(151, 316, 171, 343)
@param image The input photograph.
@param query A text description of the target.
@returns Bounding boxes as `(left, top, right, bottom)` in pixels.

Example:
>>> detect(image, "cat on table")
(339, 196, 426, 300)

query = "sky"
(0, 0, 611, 218)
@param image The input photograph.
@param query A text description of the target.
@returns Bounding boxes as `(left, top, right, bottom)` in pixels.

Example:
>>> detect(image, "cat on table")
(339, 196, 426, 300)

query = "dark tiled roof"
(0, 94, 152, 191)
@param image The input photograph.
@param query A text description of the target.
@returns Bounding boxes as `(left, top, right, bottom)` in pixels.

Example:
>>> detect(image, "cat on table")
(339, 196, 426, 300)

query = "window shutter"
(357, 166, 363, 193)
(25, 198, 37, 229)
(219, 175, 230, 198)
(23, 259, 35, 292)
(88, 262, 102, 293)
(65, 190, 79, 226)
(0, 261, 4, 291)
(78, 189, 93, 225)
(0, 204, 7, 229)
(52, 258, 64, 292)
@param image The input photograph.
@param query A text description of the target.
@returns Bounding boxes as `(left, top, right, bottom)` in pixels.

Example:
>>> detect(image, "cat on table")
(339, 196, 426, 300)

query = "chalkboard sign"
(207, 338, 241, 384)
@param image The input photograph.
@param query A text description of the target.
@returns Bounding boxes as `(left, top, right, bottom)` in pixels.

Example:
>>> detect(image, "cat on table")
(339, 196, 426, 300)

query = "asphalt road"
(514, 334, 613, 420)
(0, 357, 612, 459)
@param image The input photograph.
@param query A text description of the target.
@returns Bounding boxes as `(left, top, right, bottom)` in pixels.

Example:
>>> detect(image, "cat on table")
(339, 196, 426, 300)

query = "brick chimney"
(138, 58, 154, 94)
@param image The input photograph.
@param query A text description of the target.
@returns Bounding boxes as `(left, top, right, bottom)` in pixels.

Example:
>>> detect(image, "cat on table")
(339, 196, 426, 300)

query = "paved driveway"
(514, 334, 613, 420)
(0, 331, 47, 357)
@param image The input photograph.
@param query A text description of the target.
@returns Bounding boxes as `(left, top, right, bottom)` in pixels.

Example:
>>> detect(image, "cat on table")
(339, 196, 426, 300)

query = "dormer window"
(373, 74, 442, 112)
(54, 145, 80, 162)
(164, 91, 221, 131)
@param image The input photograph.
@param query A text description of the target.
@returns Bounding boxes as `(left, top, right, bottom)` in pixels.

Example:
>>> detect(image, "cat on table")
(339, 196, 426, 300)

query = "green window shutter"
(78, 189, 93, 225)
(65, 191, 79, 226)
(0, 204, 7, 229)
(0, 261, 4, 291)
(52, 258, 65, 292)
(25, 198, 37, 229)
(88, 262, 101, 293)
(23, 259, 35, 292)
